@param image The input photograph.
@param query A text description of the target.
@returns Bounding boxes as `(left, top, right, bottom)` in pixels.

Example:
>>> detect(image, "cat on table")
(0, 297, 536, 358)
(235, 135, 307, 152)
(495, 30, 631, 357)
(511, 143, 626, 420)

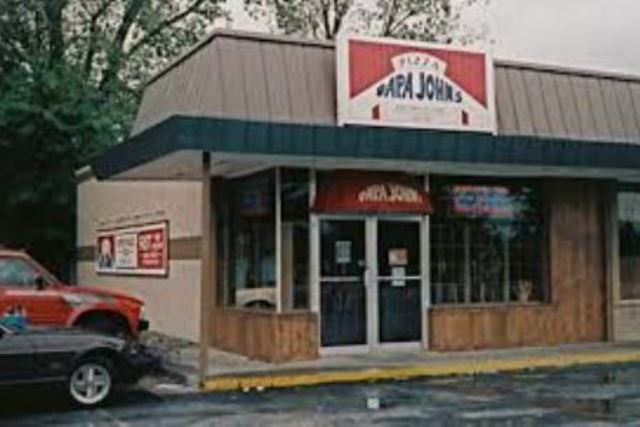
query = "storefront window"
(280, 168, 310, 310)
(619, 191, 640, 300)
(217, 170, 276, 309)
(216, 168, 310, 311)
(430, 178, 546, 305)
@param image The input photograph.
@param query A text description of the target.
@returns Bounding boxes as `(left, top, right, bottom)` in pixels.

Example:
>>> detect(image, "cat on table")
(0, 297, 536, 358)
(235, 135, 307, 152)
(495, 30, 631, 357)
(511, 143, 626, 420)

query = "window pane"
(218, 170, 276, 310)
(619, 192, 640, 300)
(430, 178, 545, 305)
(280, 168, 310, 310)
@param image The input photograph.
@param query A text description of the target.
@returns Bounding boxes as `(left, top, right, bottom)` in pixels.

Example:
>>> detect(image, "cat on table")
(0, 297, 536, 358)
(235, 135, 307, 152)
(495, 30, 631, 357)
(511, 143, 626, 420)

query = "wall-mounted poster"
(96, 221, 168, 276)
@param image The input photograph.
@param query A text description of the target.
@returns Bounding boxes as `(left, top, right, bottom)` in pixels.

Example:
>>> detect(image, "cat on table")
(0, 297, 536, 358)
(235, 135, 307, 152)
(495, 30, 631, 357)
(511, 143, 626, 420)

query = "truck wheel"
(68, 358, 114, 406)
(77, 314, 130, 337)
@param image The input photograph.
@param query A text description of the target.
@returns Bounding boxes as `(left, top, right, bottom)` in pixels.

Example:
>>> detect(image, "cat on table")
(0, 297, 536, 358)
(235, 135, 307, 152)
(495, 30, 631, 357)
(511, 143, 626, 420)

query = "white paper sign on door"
(391, 266, 406, 287)
(335, 240, 352, 264)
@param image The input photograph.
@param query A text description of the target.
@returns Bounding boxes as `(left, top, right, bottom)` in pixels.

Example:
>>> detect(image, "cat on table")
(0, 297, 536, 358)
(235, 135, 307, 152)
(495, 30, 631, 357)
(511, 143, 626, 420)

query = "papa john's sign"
(336, 35, 495, 133)
(313, 171, 432, 214)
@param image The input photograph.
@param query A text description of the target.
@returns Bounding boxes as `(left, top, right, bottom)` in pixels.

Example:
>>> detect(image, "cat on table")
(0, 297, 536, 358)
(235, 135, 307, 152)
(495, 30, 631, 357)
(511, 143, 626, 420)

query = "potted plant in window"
(517, 279, 533, 303)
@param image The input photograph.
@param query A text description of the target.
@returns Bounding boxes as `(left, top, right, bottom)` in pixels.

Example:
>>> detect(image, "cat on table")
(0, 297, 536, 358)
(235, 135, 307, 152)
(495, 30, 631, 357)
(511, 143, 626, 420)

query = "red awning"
(313, 171, 432, 214)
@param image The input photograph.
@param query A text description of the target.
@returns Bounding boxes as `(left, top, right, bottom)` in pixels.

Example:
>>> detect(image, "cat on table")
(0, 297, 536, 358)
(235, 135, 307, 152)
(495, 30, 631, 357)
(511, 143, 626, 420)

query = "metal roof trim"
(92, 115, 640, 180)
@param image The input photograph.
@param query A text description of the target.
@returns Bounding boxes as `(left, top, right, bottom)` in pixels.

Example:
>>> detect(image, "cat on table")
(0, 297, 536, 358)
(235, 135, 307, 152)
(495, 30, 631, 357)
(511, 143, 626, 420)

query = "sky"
(491, 0, 640, 74)
(225, 0, 640, 76)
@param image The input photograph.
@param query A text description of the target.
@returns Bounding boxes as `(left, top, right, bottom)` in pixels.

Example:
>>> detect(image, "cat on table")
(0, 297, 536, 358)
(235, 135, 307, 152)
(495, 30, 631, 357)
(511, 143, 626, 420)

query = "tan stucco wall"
(76, 260, 201, 341)
(77, 177, 203, 342)
(77, 178, 202, 246)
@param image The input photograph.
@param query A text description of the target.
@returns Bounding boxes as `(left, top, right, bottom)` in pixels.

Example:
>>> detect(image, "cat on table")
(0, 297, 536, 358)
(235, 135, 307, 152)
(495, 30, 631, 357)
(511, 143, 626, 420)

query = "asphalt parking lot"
(4, 362, 640, 426)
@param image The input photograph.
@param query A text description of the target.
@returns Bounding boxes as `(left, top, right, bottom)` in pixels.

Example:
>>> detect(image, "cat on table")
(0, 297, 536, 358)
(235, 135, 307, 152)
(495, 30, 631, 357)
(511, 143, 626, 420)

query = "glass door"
(376, 220, 422, 343)
(319, 219, 367, 347)
(317, 216, 424, 350)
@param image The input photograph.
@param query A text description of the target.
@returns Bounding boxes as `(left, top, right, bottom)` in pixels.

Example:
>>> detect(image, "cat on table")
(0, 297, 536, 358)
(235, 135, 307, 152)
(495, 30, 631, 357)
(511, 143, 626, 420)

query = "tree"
(0, 0, 227, 277)
(244, 0, 489, 44)
(244, 0, 353, 40)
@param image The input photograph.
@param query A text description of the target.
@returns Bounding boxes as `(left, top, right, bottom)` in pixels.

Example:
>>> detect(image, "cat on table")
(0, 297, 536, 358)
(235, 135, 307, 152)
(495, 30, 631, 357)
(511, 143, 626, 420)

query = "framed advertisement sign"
(96, 221, 169, 276)
(336, 35, 495, 133)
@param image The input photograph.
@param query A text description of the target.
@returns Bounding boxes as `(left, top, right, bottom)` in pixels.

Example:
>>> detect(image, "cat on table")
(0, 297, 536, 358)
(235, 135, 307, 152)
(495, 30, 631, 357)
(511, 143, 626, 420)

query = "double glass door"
(318, 217, 423, 349)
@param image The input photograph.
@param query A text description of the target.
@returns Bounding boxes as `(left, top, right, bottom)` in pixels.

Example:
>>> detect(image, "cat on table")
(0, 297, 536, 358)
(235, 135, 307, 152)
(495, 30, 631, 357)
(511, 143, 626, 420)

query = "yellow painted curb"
(202, 351, 640, 392)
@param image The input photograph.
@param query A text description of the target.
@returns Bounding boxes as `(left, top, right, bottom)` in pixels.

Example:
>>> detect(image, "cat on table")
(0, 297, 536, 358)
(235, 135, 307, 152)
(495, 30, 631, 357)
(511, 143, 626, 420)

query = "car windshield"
(0, 256, 58, 286)
(0, 257, 40, 286)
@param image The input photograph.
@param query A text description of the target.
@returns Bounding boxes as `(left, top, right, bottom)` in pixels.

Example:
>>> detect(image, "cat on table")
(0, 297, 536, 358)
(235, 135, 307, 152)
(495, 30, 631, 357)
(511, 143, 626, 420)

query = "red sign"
(313, 171, 432, 214)
(137, 228, 166, 269)
(97, 221, 169, 276)
(336, 35, 495, 133)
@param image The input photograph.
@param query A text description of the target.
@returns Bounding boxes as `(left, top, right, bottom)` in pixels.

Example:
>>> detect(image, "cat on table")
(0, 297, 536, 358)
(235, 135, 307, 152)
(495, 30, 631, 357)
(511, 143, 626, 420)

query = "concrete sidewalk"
(142, 334, 640, 392)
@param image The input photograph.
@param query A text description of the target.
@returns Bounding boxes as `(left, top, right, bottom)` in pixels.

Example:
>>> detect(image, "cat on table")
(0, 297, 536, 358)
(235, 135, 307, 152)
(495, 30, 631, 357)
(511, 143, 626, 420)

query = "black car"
(0, 321, 159, 406)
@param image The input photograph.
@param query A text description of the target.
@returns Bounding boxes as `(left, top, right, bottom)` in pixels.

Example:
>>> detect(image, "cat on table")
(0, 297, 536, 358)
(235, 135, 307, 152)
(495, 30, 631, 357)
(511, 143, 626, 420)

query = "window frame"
(429, 176, 551, 308)
(616, 186, 640, 303)
(215, 167, 312, 313)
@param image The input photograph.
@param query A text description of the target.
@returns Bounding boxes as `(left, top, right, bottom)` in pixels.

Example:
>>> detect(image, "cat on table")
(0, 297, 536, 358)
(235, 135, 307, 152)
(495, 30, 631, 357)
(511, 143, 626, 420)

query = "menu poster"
(97, 221, 168, 277)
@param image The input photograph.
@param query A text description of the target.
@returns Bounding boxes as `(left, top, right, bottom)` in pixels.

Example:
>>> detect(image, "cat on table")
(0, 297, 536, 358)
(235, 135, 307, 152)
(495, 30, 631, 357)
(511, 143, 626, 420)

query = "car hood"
(65, 285, 144, 306)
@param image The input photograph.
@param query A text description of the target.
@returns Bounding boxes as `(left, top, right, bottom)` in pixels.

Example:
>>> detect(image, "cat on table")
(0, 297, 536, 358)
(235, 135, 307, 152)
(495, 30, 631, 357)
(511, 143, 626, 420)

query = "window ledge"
(215, 306, 314, 316)
(430, 301, 553, 311)
(614, 299, 640, 307)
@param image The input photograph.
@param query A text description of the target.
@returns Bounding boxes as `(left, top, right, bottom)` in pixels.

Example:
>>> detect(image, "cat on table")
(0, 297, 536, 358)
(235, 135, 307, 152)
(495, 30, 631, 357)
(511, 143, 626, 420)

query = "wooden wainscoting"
(211, 308, 319, 362)
(430, 180, 607, 351)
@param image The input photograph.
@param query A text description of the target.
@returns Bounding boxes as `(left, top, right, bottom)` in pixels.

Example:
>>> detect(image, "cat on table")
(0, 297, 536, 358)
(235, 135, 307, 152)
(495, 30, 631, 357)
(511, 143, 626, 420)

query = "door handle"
(364, 267, 375, 286)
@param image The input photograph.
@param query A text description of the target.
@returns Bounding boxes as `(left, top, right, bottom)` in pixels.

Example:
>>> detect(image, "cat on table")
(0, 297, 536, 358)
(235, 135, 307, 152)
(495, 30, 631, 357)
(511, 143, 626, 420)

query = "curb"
(202, 350, 640, 392)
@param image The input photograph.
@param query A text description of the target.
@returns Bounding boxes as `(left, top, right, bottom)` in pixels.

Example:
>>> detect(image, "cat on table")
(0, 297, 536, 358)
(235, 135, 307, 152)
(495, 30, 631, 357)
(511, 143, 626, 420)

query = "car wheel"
(68, 358, 114, 406)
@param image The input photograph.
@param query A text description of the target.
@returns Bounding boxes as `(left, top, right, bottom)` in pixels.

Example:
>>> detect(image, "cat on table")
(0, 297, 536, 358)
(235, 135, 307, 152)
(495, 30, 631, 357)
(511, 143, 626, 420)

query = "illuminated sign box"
(336, 35, 496, 133)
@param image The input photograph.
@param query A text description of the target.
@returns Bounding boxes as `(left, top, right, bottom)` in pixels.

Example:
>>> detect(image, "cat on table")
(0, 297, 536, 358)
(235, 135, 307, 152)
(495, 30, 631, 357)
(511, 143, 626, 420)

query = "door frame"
(312, 214, 428, 355)
(374, 215, 425, 352)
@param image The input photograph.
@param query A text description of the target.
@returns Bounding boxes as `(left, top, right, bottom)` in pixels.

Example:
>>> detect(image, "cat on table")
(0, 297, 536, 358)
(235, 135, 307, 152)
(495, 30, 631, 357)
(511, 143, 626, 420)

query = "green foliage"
(244, 0, 488, 43)
(245, 0, 354, 40)
(0, 0, 226, 277)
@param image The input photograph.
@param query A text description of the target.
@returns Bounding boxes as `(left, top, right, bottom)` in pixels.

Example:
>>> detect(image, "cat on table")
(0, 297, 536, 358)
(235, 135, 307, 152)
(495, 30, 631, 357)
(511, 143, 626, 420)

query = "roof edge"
(94, 115, 640, 180)
(75, 165, 95, 183)
(145, 29, 640, 90)
(495, 58, 640, 83)
(146, 28, 334, 88)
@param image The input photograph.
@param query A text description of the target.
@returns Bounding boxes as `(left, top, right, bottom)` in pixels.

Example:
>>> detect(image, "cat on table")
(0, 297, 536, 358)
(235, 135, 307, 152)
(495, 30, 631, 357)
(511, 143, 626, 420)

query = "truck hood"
(64, 285, 144, 306)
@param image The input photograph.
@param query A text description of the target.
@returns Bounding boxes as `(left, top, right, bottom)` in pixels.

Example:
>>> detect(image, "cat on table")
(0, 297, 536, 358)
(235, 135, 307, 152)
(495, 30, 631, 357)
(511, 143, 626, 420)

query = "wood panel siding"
(211, 309, 319, 362)
(430, 180, 607, 351)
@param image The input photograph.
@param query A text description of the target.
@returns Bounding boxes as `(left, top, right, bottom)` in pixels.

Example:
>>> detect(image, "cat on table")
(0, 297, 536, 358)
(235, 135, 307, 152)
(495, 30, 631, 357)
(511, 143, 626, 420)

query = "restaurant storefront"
(78, 30, 640, 362)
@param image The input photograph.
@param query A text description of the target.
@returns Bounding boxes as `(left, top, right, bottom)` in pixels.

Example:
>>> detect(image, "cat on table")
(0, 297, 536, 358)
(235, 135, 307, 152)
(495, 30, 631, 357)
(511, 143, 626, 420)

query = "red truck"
(0, 249, 148, 336)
